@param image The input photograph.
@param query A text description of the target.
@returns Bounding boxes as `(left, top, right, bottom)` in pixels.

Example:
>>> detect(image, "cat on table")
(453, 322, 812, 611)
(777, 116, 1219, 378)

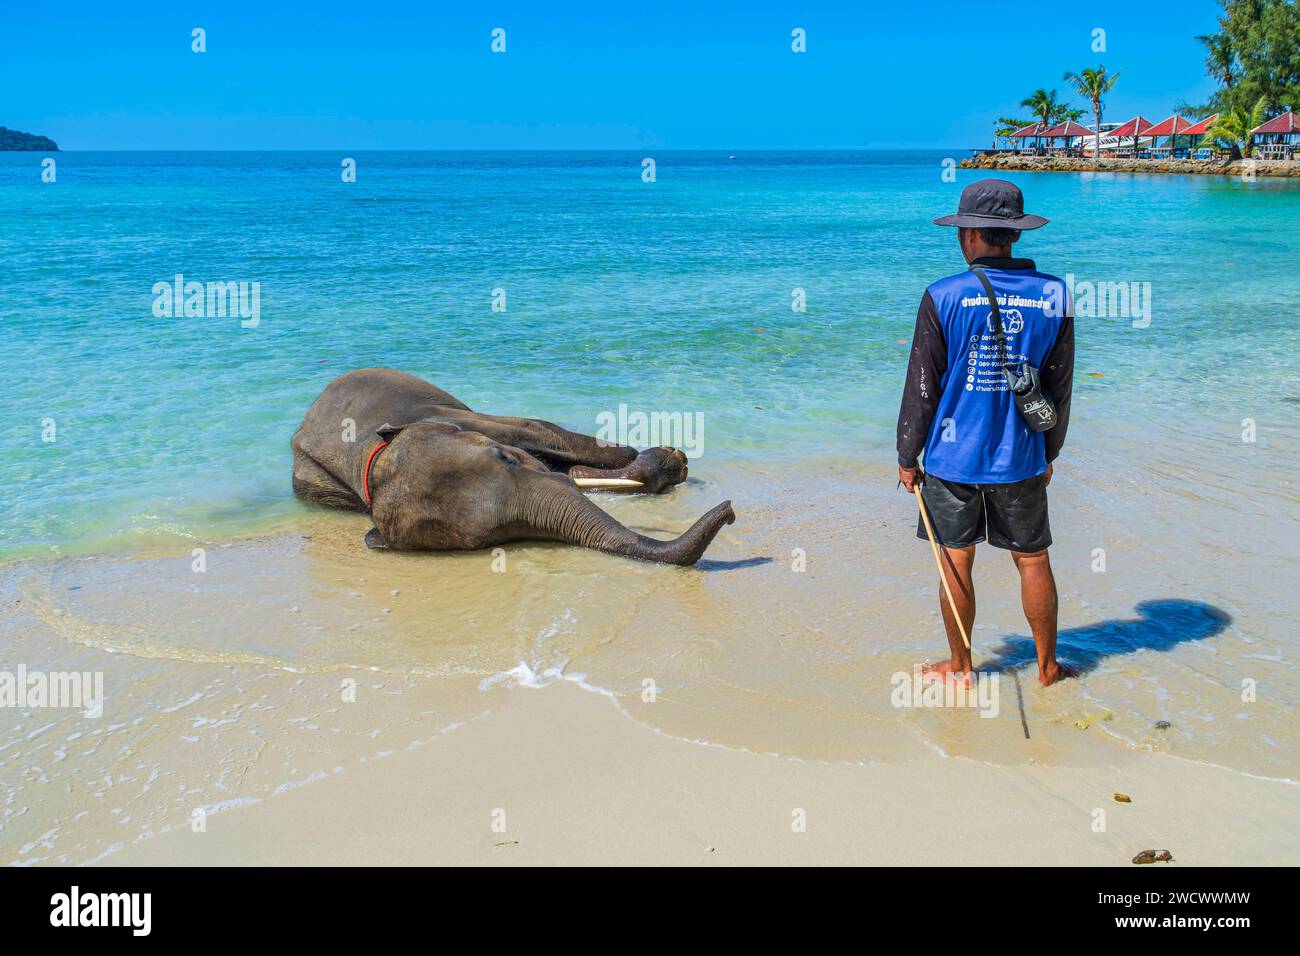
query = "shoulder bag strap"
(970, 265, 1009, 369)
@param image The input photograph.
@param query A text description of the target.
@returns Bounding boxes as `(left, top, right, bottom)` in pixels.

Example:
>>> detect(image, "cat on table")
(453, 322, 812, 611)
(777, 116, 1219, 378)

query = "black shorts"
(916, 472, 1052, 553)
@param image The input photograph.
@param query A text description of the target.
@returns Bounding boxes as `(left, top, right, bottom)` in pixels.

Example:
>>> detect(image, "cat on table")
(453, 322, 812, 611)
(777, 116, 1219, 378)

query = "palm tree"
(1013, 90, 1085, 152)
(1020, 89, 1062, 127)
(1200, 96, 1269, 160)
(1019, 88, 1085, 127)
(1196, 32, 1235, 90)
(1063, 66, 1122, 157)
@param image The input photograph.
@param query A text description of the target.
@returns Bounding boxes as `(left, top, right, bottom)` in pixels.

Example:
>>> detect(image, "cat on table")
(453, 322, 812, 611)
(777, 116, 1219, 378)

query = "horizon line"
(9, 145, 968, 153)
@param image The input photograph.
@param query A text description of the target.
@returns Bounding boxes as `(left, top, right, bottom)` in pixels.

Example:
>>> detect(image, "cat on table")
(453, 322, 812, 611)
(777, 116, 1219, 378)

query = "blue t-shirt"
(920, 264, 1069, 484)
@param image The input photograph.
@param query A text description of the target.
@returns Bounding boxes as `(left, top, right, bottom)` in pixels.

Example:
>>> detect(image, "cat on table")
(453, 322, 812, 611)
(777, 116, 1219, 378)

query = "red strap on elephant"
(362, 440, 390, 506)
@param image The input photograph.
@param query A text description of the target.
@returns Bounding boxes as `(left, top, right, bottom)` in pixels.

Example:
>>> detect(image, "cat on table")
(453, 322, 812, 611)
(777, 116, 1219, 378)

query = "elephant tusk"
(572, 477, 645, 489)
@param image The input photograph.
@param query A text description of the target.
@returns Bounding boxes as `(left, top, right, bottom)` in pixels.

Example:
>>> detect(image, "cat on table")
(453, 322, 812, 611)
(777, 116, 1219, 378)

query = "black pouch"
(971, 265, 1058, 433)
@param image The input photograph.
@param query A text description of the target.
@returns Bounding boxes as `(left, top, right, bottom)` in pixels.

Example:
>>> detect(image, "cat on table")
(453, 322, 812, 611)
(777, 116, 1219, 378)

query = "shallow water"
(3, 150, 1299, 555)
(2, 152, 1298, 863)
(3, 448, 1297, 859)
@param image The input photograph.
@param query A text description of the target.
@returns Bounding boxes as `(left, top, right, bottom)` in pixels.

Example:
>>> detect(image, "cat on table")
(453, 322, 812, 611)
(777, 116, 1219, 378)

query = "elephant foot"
(569, 447, 688, 494)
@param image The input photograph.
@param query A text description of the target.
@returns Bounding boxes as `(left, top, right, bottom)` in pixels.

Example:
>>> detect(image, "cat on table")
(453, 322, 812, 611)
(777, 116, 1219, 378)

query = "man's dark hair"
(977, 227, 1021, 247)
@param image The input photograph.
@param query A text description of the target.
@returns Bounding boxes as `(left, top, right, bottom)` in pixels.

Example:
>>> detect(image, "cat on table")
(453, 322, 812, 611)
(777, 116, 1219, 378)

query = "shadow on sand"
(982, 599, 1233, 676)
(695, 556, 774, 571)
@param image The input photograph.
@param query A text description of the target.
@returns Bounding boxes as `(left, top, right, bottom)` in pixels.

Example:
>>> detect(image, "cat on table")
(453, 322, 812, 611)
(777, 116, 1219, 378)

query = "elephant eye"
(490, 446, 516, 466)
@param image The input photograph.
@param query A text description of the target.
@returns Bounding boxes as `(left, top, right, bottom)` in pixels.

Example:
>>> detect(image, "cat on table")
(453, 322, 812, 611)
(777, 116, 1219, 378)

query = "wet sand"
(107, 680, 1300, 867)
(3, 431, 1299, 866)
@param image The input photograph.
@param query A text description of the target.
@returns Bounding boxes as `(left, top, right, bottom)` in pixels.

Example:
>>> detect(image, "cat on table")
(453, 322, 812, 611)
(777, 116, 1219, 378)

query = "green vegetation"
(1200, 95, 1271, 158)
(0, 126, 58, 151)
(1189, 0, 1300, 118)
(1021, 88, 1086, 126)
(995, 90, 1085, 145)
(999, 1, 1297, 156)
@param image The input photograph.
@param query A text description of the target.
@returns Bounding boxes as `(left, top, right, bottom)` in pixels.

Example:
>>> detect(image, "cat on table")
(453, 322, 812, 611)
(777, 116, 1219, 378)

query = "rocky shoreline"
(961, 153, 1300, 179)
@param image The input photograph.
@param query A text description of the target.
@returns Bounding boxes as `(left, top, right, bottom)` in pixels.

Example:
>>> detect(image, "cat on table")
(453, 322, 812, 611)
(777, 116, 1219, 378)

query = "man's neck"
(965, 246, 1012, 262)
(970, 254, 1034, 269)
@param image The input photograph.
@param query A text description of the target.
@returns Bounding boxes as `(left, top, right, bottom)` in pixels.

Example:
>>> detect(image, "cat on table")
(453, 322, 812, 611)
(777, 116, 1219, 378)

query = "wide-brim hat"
(933, 178, 1048, 230)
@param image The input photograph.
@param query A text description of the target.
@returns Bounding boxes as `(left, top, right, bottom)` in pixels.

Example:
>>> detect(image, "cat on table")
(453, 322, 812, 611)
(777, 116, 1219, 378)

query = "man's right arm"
(896, 290, 947, 481)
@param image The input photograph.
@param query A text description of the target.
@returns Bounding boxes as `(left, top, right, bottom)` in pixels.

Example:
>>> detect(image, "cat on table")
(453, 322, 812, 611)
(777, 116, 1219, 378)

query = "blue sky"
(2, 0, 1225, 149)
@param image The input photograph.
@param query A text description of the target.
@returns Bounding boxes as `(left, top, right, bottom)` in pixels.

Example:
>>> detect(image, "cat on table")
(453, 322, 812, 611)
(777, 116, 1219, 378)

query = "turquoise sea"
(2, 150, 1299, 558)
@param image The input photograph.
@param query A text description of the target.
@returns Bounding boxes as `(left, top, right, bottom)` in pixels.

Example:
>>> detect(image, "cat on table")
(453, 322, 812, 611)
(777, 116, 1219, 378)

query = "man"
(896, 179, 1074, 687)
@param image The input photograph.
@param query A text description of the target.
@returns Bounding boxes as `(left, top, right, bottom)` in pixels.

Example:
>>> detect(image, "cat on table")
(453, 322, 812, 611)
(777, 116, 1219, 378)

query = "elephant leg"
(495, 417, 688, 494)
(423, 411, 688, 494)
(473, 415, 637, 469)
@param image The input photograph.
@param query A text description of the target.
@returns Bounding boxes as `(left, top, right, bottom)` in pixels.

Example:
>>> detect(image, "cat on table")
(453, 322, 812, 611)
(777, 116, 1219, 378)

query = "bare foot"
(1038, 661, 1076, 687)
(920, 659, 974, 687)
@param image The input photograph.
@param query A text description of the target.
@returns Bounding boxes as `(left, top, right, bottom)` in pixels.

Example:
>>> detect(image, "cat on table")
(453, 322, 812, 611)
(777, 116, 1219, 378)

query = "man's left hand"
(1044, 462, 1053, 486)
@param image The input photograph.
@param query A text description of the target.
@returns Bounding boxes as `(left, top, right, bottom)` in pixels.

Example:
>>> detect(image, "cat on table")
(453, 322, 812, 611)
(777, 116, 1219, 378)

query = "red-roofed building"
(1111, 115, 1156, 139)
(1009, 122, 1050, 138)
(1008, 122, 1050, 152)
(1252, 110, 1300, 136)
(1040, 119, 1094, 153)
(1140, 115, 1198, 155)
(1143, 115, 1195, 139)
(1040, 119, 1093, 139)
(1251, 110, 1300, 159)
(1107, 116, 1156, 155)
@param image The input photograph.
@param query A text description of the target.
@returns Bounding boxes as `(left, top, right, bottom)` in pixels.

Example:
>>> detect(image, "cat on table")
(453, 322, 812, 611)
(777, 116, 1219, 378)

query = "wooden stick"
(914, 484, 970, 650)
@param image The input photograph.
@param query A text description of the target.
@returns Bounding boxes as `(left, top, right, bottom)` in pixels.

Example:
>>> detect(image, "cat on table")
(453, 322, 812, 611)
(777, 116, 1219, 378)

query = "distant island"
(0, 126, 59, 151)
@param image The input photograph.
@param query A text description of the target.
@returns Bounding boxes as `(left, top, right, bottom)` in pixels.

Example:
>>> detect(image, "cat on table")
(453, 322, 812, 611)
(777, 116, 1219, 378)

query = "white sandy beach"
(105, 679, 1299, 866)
(4, 437, 1298, 867)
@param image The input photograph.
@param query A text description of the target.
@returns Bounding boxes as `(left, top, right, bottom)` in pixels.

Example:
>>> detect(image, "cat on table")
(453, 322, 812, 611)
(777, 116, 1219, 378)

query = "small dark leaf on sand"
(1132, 849, 1174, 864)
(1155, 720, 1171, 730)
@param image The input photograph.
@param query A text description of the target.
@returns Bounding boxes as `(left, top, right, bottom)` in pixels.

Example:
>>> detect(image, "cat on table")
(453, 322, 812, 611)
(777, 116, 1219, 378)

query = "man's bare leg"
(1010, 549, 1072, 686)
(924, 544, 975, 684)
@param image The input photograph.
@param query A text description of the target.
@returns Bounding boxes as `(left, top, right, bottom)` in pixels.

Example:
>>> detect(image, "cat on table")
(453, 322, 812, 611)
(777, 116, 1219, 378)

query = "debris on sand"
(1132, 849, 1174, 865)
(1073, 708, 1113, 730)
(1113, 793, 1132, 803)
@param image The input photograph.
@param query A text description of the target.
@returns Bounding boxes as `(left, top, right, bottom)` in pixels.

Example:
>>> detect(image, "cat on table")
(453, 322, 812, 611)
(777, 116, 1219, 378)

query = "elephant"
(291, 368, 735, 565)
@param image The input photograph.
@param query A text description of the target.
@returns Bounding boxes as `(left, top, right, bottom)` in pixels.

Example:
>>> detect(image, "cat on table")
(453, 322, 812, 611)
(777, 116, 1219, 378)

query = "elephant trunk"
(518, 479, 734, 566)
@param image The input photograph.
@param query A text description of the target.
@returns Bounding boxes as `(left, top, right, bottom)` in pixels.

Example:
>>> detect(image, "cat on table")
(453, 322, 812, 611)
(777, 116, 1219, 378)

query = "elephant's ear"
(364, 527, 389, 550)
